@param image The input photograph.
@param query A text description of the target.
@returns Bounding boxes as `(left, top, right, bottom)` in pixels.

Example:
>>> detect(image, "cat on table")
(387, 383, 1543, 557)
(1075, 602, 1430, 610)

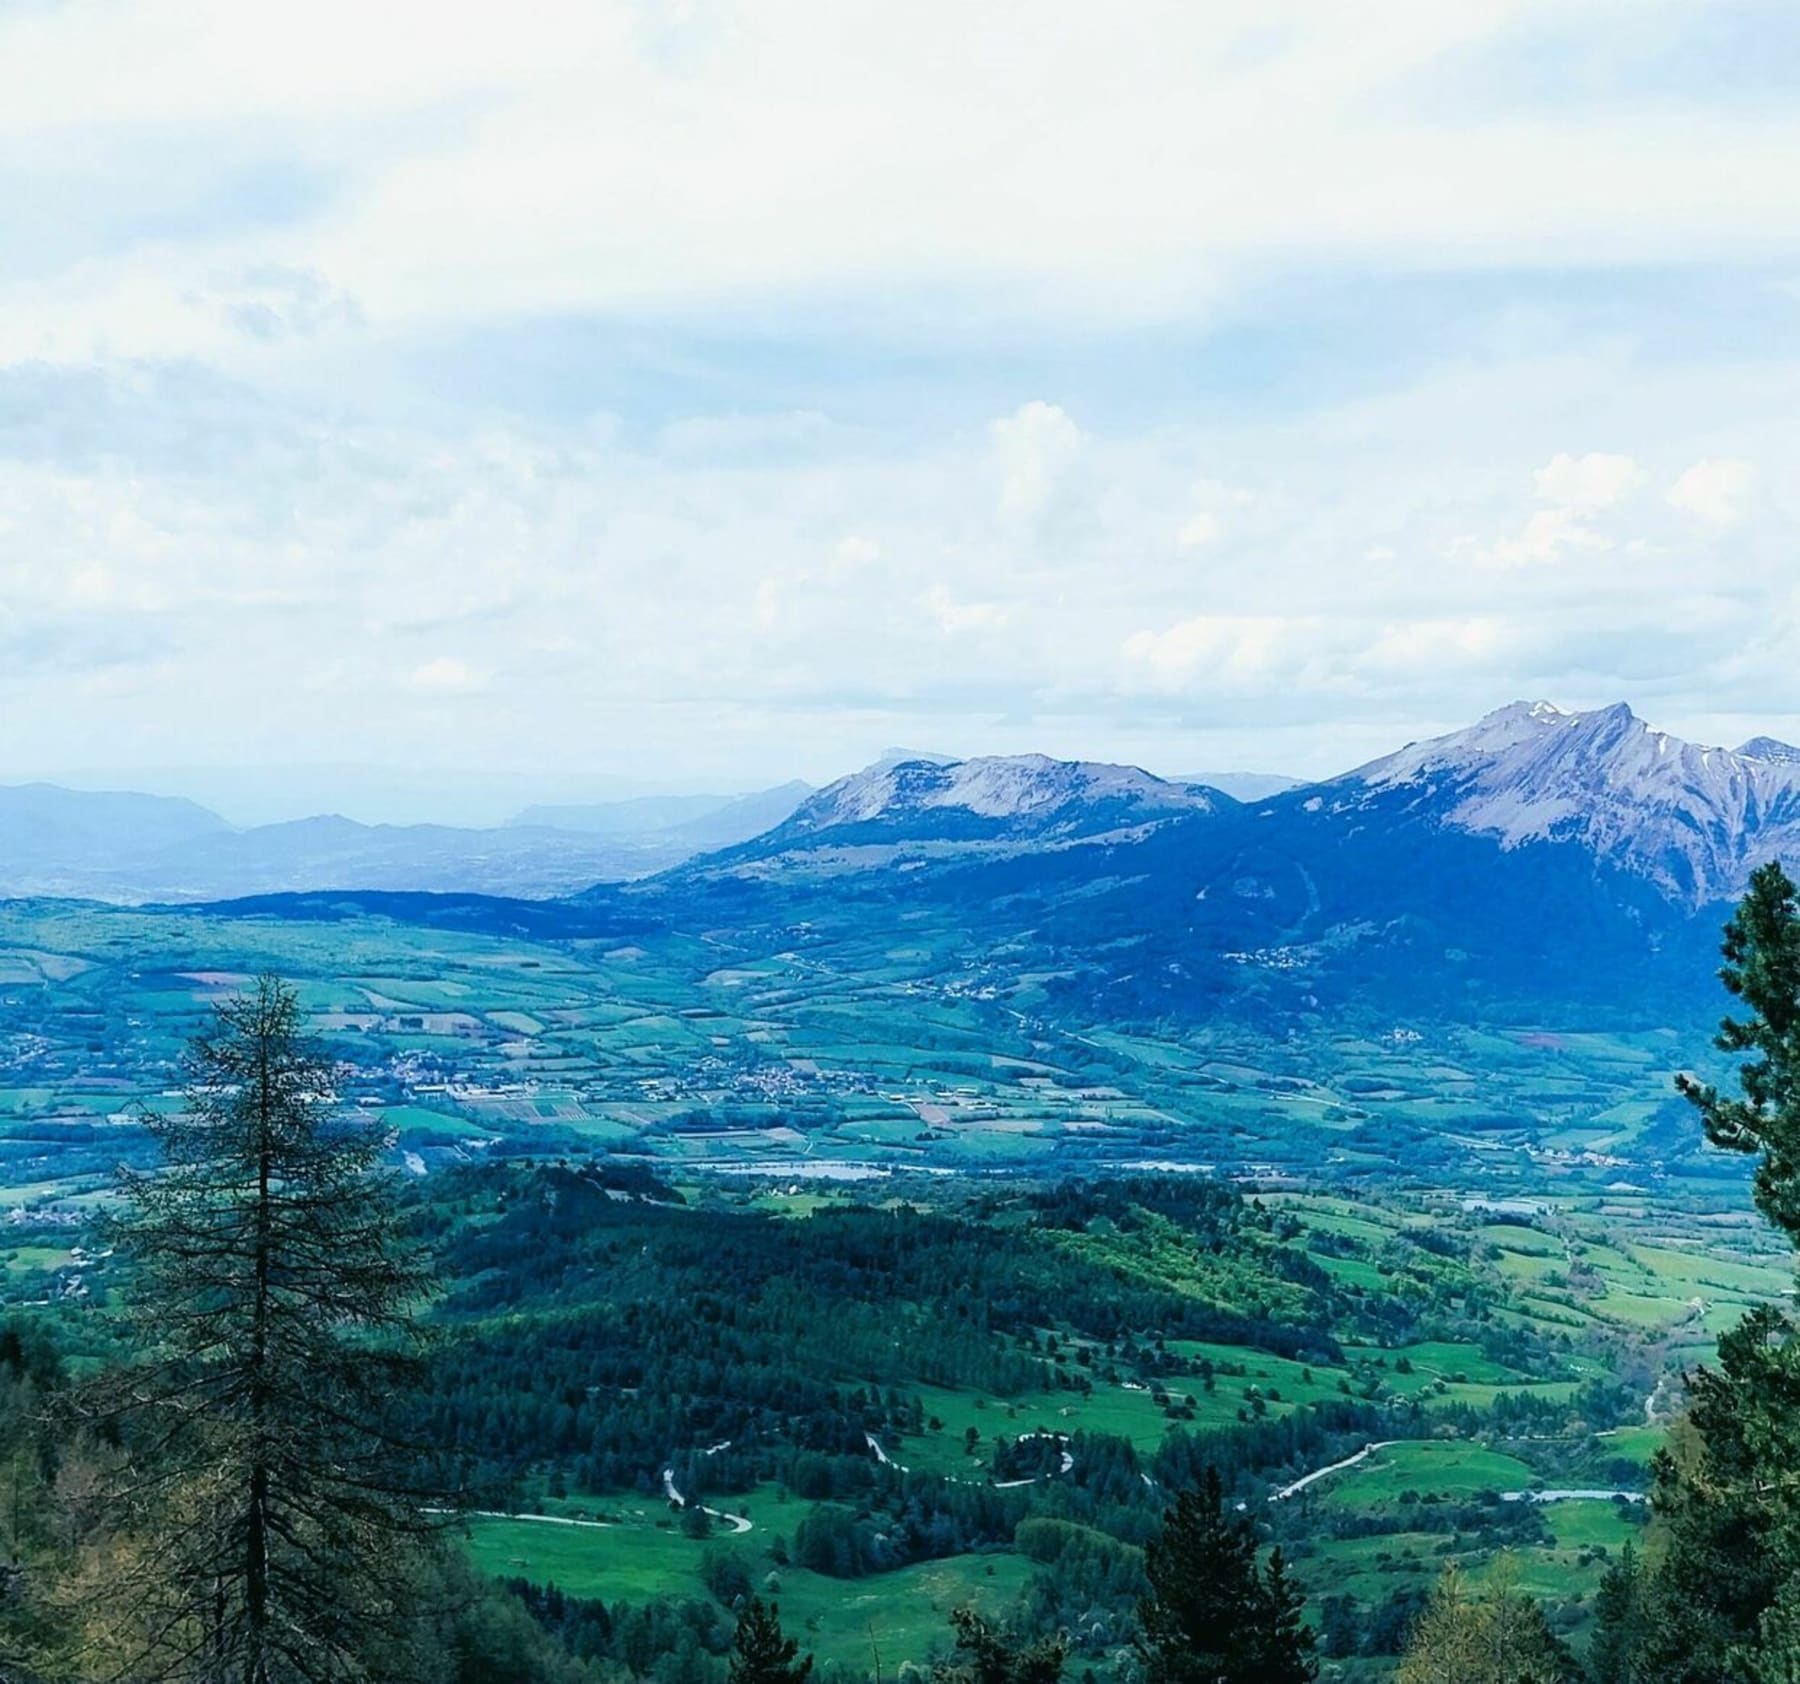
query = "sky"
(6, 0, 1800, 822)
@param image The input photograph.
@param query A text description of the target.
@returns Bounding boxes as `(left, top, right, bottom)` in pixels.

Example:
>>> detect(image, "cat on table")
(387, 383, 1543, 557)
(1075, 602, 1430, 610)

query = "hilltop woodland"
(4, 868, 1800, 1677)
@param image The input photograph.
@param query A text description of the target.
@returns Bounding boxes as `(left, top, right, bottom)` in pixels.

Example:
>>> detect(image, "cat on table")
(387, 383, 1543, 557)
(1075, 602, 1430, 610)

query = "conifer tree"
(1637, 1314, 1800, 1682)
(1397, 1560, 1571, 1684)
(729, 1598, 812, 1684)
(1678, 860, 1800, 1241)
(1645, 862, 1800, 1680)
(1136, 1467, 1315, 1684)
(0, 1321, 70, 1678)
(82, 975, 433, 1684)
(931, 1607, 1065, 1684)
(1589, 1541, 1651, 1684)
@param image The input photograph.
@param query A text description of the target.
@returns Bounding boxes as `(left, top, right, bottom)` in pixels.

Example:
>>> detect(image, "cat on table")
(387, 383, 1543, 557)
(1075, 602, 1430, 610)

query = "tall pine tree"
(1589, 1541, 1652, 1684)
(1137, 1467, 1315, 1684)
(1642, 861, 1800, 1680)
(82, 975, 434, 1684)
(729, 1599, 813, 1684)
(1397, 1560, 1572, 1684)
(1678, 860, 1800, 1241)
(931, 1608, 1065, 1684)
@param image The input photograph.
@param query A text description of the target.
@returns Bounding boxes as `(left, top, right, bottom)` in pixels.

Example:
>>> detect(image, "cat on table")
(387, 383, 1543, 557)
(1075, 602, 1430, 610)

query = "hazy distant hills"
(0, 780, 814, 902)
(9, 705, 1800, 969)
(0, 802, 645, 902)
(509, 782, 813, 849)
(0, 782, 230, 861)
(0, 751, 1225, 903)
(1172, 771, 1303, 802)
(509, 792, 748, 834)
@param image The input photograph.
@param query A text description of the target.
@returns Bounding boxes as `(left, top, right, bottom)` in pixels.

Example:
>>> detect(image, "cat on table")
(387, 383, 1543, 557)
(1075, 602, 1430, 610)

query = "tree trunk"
(246, 1021, 274, 1684)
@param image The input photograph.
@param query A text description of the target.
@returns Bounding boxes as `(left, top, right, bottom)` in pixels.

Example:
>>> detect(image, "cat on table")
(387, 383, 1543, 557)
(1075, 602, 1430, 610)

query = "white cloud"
(1121, 611, 1520, 699)
(1175, 479, 1253, 550)
(4, 274, 1800, 787)
(1177, 512, 1221, 549)
(834, 535, 881, 570)
(922, 585, 1009, 635)
(9, 1, 1800, 366)
(1121, 615, 1304, 693)
(1479, 507, 1610, 569)
(1462, 453, 1655, 571)
(407, 656, 482, 693)
(991, 401, 1082, 524)
(1361, 616, 1507, 675)
(1533, 452, 1642, 511)
(1668, 457, 1755, 526)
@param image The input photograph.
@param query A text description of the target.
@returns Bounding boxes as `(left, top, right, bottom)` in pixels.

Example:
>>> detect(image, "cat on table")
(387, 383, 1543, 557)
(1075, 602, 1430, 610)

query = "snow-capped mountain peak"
(1331, 701, 1800, 903)
(792, 753, 1218, 831)
(677, 752, 1228, 879)
(1737, 736, 1800, 765)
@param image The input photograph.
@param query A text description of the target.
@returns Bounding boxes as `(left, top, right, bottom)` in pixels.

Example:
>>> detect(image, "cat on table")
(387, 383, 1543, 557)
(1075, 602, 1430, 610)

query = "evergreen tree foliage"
(0, 1320, 74, 1677)
(729, 1598, 812, 1684)
(1638, 1316, 1800, 1682)
(1135, 1466, 1315, 1684)
(1678, 860, 1800, 1242)
(79, 975, 435, 1684)
(1396, 1560, 1572, 1684)
(1588, 1541, 1652, 1684)
(931, 1607, 1066, 1684)
(1646, 865, 1800, 1680)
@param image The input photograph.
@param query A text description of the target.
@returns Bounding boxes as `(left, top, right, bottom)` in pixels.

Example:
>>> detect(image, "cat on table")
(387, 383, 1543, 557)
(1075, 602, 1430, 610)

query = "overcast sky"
(6, 0, 1800, 819)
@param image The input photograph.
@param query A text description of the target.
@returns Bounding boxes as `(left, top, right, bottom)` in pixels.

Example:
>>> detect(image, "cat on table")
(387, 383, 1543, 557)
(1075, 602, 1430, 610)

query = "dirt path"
(865, 1431, 911, 1473)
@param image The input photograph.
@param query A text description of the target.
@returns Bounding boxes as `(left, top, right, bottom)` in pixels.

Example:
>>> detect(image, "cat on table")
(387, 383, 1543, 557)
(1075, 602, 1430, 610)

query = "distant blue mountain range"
(595, 702, 1800, 1025)
(0, 778, 816, 901)
(10, 702, 1800, 1030)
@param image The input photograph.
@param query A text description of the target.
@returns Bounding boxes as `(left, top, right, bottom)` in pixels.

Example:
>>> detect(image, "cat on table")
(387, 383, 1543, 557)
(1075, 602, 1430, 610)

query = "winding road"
(1267, 1441, 1646, 1506)
(1269, 1441, 1399, 1501)
(661, 1465, 754, 1534)
(426, 1507, 612, 1530)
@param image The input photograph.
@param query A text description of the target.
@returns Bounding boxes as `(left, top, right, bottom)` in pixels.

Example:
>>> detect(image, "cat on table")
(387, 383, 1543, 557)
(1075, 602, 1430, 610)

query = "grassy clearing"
(462, 1507, 1033, 1675)
(1312, 1441, 1540, 1506)
(0, 1244, 74, 1276)
(779, 1555, 1036, 1675)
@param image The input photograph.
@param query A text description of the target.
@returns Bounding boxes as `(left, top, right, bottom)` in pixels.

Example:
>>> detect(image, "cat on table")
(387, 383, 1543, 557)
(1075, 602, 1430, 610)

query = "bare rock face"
(1325, 701, 1800, 904)
(682, 753, 1231, 878)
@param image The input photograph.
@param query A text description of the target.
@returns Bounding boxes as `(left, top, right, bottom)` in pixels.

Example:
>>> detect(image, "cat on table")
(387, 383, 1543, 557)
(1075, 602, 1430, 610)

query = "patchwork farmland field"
(0, 899, 1749, 1216)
